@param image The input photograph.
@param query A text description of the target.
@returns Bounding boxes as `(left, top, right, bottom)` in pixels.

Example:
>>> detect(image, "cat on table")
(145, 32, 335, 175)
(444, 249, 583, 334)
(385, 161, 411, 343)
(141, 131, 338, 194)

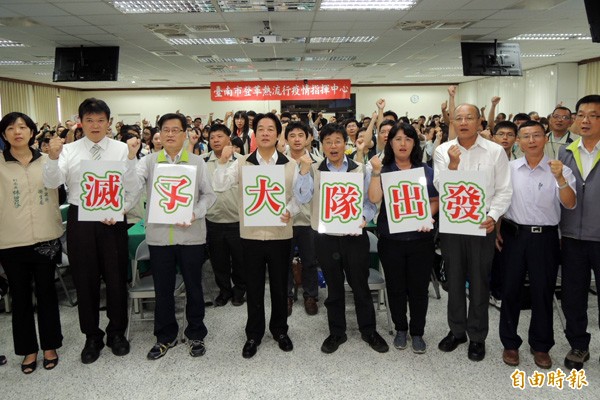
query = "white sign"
(147, 164, 197, 225)
(78, 160, 125, 222)
(381, 167, 433, 234)
(438, 170, 487, 236)
(241, 165, 286, 227)
(318, 171, 363, 235)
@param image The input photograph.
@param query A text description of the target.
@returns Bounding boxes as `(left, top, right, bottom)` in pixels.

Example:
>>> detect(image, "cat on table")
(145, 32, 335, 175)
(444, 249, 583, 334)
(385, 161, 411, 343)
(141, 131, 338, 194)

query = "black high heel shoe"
(21, 357, 37, 374)
(43, 356, 59, 370)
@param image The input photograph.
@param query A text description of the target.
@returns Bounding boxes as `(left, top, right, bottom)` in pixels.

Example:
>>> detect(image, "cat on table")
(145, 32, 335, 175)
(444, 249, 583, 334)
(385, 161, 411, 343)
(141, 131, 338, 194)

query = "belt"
(502, 219, 558, 235)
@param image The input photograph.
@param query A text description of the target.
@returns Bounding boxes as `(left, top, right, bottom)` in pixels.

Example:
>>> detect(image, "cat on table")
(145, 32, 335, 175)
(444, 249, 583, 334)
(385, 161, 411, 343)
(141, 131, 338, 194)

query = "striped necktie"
(91, 143, 102, 160)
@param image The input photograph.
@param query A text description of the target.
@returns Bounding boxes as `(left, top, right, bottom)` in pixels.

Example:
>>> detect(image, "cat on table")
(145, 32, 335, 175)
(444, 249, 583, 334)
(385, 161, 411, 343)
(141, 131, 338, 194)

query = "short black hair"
(378, 119, 395, 132)
(208, 123, 231, 140)
(552, 106, 572, 115)
(512, 113, 530, 122)
(319, 123, 347, 143)
(246, 110, 257, 117)
(231, 136, 245, 155)
(575, 95, 600, 112)
(253, 112, 283, 136)
(193, 117, 202, 122)
(284, 121, 310, 140)
(0, 112, 37, 150)
(280, 112, 292, 120)
(78, 98, 111, 120)
(383, 110, 398, 121)
(344, 118, 359, 127)
(157, 113, 187, 130)
(517, 120, 546, 135)
(493, 121, 518, 136)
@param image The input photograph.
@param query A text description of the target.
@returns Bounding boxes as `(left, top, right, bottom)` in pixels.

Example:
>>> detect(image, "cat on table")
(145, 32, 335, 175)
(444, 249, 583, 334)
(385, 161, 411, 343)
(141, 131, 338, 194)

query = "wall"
(82, 85, 452, 123)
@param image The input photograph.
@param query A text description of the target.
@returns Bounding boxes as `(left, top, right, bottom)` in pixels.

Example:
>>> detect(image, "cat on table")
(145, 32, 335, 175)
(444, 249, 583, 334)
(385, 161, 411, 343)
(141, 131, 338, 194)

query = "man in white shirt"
(545, 106, 579, 159)
(433, 104, 512, 362)
(44, 98, 141, 364)
(498, 120, 576, 369)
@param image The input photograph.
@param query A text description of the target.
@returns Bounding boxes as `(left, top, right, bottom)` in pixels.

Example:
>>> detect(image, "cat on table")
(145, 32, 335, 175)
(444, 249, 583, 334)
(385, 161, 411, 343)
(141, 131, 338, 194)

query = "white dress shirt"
(504, 156, 576, 226)
(433, 134, 512, 222)
(43, 136, 140, 211)
(579, 139, 600, 180)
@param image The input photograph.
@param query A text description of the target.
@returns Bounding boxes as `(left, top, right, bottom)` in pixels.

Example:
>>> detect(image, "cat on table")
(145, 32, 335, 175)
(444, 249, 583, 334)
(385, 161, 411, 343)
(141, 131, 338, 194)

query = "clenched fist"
(48, 136, 63, 160)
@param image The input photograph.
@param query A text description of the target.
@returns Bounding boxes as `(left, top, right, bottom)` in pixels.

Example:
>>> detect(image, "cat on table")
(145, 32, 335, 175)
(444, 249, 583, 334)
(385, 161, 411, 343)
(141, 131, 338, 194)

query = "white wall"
(83, 85, 452, 123)
(456, 62, 580, 117)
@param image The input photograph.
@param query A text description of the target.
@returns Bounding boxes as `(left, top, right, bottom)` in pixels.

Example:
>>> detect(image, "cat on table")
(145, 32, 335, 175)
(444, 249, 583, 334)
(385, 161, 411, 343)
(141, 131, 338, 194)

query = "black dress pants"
(0, 246, 63, 355)
(242, 238, 291, 341)
(67, 205, 129, 340)
(315, 231, 376, 336)
(206, 220, 245, 299)
(499, 224, 559, 352)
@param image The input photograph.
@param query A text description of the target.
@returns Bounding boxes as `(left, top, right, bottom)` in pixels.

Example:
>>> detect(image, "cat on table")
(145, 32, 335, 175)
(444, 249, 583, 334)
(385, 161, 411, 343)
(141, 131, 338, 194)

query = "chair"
(343, 231, 393, 335)
(125, 240, 186, 341)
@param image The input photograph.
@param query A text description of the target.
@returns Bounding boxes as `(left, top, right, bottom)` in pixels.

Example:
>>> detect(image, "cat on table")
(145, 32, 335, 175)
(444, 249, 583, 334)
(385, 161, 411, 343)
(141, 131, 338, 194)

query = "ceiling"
(0, 0, 598, 90)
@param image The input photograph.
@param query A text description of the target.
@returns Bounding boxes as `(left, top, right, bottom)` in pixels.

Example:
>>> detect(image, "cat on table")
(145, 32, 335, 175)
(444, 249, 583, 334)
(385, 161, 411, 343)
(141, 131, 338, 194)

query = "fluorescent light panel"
(310, 36, 378, 43)
(320, 0, 417, 10)
(521, 53, 564, 58)
(111, 1, 216, 14)
(217, 0, 316, 12)
(0, 39, 25, 47)
(169, 37, 239, 45)
(0, 60, 53, 65)
(510, 33, 588, 40)
(195, 57, 251, 63)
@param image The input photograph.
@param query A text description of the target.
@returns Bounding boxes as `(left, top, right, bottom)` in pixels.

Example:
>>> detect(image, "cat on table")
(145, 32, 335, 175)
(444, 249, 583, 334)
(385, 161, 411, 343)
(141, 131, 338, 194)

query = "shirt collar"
(83, 135, 109, 151)
(516, 155, 550, 171)
(158, 148, 188, 164)
(578, 138, 600, 154)
(326, 156, 349, 171)
(257, 149, 278, 165)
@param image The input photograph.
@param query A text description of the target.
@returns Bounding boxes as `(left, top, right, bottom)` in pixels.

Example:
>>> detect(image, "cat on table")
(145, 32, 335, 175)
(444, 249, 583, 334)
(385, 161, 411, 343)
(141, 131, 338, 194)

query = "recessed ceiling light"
(0, 60, 52, 65)
(168, 37, 239, 45)
(320, 0, 417, 10)
(110, 1, 216, 14)
(510, 33, 588, 40)
(195, 57, 251, 63)
(0, 39, 25, 47)
(303, 56, 356, 62)
(310, 36, 378, 43)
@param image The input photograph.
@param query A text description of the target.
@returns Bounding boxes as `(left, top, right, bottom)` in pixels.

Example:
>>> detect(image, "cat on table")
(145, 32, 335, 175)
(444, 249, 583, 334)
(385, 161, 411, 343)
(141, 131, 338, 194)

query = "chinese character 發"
(321, 182, 362, 223)
(244, 176, 285, 216)
(441, 181, 485, 223)
(153, 175, 193, 214)
(80, 172, 123, 211)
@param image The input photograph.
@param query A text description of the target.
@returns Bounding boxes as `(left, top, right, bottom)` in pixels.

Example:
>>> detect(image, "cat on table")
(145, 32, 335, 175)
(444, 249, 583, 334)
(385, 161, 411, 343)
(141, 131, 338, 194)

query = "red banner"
(210, 79, 351, 101)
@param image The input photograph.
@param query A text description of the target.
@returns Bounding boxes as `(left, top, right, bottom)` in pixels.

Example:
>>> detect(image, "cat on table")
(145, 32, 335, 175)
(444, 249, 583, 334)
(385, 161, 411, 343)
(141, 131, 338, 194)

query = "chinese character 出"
(441, 182, 485, 223)
(153, 175, 193, 214)
(321, 182, 362, 223)
(245, 176, 285, 216)
(80, 171, 123, 211)
(388, 181, 428, 222)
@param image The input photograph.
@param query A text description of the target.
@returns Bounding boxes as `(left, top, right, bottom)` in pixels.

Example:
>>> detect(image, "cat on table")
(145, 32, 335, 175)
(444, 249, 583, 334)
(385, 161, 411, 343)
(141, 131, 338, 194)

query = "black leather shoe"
(214, 293, 231, 307)
(81, 338, 105, 364)
(321, 334, 348, 354)
(242, 339, 260, 359)
(275, 334, 293, 352)
(438, 331, 467, 352)
(231, 296, 245, 307)
(468, 341, 486, 361)
(107, 335, 130, 356)
(361, 331, 389, 353)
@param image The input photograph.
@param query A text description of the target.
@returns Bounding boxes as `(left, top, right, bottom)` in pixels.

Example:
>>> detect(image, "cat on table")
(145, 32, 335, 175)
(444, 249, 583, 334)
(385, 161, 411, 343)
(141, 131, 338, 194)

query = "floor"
(0, 264, 597, 400)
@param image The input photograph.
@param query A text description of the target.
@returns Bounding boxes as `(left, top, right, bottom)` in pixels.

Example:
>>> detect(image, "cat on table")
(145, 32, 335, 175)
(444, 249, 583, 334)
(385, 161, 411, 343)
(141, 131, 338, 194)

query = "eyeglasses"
(322, 140, 344, 147)
(160, 127, 183, 134)
(519, 134, 545, 141)
(575, 113, 600, 121)
(492, 132, 516, 138)
(453, 116, 477, 122)
(551, 114, 571, 121)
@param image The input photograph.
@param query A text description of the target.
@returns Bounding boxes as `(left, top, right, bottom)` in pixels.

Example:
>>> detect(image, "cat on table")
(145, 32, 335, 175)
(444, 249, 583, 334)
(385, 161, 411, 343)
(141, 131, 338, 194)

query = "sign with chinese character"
(242, 165, 287, 227)
(318, 171, 363, 235)
(78, 160, 125, 221)
(210, 79, 351, 101)
(381, 168, 433, 233)
(438, 170, 487, 236)
(148, 164, 197, 224)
